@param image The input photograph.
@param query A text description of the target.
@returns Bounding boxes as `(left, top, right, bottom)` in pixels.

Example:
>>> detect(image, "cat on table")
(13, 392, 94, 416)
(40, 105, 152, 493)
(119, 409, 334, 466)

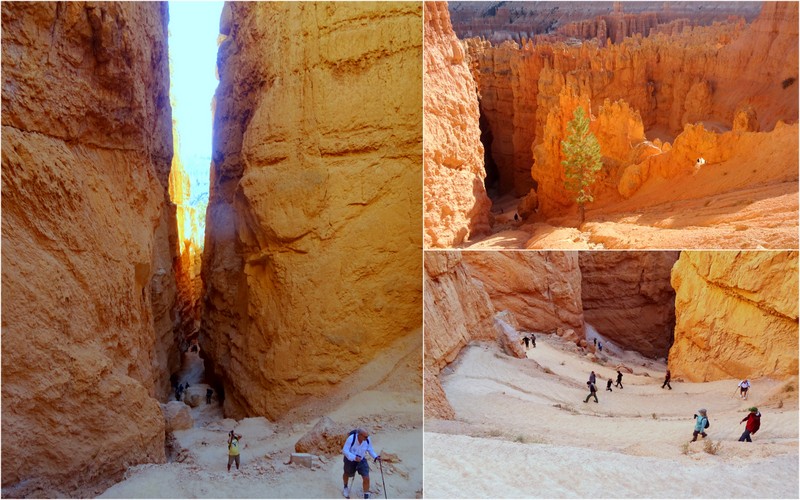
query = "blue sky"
(168, 1, 224, 199)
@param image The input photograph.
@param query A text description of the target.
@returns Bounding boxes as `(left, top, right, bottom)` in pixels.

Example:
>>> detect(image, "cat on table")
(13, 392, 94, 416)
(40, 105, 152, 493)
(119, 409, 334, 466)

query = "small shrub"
(703, 439, 722, 455)
(784, 383, 795, 393)
(514, 435, 526, 443)
(782, 77, 796, 89)
(543, 367, 554, 374)
(487, 429, 502, 438)
(560, 361, 566, 366)
(651, 413, 658, 420)
(778, 399, 784, 409)
(681, 442, 690, 455)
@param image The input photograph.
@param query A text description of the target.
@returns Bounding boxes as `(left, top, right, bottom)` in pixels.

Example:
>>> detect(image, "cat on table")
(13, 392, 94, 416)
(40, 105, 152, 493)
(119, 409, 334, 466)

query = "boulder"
(161, 402, 193, 432)
(295, 416, 347, 456)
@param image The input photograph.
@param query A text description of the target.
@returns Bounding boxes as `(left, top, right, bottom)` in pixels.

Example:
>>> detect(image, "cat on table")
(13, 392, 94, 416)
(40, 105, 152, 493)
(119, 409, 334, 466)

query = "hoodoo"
(425, 1, 799, 249)
(2, 3, 176, 496)
(424, 1, 492, 248)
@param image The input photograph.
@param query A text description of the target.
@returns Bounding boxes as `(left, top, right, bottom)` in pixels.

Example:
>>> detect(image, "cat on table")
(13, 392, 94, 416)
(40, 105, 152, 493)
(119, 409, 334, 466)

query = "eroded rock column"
(424, 1, 491, 247)
(202, 2, 422, 420)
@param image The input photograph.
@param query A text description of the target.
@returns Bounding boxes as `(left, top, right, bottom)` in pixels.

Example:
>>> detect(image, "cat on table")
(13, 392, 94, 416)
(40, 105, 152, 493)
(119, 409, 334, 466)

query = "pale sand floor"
(425, 338, 799, 498)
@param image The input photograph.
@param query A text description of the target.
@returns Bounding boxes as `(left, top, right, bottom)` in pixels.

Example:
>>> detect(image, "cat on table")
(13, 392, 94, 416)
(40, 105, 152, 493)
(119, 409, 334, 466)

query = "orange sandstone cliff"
(462, 251, 583, 334)
(202, 2, 422, 421)
(2, 3, 176, 496)
(669, 251, 799, 381)
(462, 2, 798, 219)
(579, 251, 680, 358)
(424, 1, 491, 248)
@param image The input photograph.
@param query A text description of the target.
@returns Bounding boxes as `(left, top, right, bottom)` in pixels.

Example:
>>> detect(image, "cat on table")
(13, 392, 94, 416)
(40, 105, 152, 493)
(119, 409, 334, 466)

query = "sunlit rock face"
(2, 2, 174, 496)
(669, 251, 799, 382)
(579, 251, 680, 359)
(424, 1, 491, 248)
(202, 2, 422, 421)
(460, 2, 798, 217)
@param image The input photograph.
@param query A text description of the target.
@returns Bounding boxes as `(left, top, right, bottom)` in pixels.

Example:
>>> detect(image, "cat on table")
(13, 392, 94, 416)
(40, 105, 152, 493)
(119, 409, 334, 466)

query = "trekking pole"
(378, 458, 387, 499)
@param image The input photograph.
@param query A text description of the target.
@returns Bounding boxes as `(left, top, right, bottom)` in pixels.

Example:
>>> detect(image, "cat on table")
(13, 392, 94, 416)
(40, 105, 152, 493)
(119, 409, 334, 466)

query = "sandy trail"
(425, 338, 798, 498)
(101, 333, 422, 498)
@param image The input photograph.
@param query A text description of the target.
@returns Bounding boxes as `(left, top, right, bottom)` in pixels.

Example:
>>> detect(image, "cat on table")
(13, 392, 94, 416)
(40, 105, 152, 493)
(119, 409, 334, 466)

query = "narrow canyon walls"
(2, 3, 175, 496)
(203, 2, 422, 421)
(580, 252, 679, 358)
(462, 251, 583, 334)
(424, 1, 491, 248)
(669, 251, 799, 381)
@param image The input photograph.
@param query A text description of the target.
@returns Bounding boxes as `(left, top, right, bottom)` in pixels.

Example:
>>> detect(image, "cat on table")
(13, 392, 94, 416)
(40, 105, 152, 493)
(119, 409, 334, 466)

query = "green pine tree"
(561, 106, 603, 225)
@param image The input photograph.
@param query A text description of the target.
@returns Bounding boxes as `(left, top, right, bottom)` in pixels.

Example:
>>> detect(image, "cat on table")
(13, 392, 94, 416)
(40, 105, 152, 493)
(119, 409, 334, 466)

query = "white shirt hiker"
(343, 433, 378, 462)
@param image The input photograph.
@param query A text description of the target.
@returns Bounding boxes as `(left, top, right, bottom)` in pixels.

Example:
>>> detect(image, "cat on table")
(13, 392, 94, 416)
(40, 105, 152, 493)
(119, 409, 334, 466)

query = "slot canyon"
(423, 249, 798, 497)
(2, 2, 422, 498)
(424, 1, 799, 249)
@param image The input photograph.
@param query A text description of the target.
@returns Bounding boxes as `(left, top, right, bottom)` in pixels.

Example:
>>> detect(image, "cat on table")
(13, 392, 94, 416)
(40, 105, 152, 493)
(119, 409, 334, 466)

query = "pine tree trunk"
(578, 203, 585, 226)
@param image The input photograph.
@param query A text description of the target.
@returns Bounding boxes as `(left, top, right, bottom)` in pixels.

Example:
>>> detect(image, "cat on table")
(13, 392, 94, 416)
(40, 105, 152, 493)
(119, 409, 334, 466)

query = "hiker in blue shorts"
(342, 428, 381, 499)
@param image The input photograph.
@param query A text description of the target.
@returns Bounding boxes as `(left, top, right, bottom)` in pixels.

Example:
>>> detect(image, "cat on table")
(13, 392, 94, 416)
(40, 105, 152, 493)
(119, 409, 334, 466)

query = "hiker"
(206, 388, 213, 404)
(588, 371, 596, 385)
(606, 378, 613, 392)
(598, 342, 603, 352)
(593, 338, 597, 347)
(662, 369, 672, 390)
(584, 380, 598, 403)
(738, 379, 751, 399)
(531, 334, 536, 348)
(227, 430, 242, 471)
(523, 336, 530, 349)
(691, 409, 709, 442)
(342, 428, 381, 499)
(739, 407, 761, 442)
(615, 370, 624, 389)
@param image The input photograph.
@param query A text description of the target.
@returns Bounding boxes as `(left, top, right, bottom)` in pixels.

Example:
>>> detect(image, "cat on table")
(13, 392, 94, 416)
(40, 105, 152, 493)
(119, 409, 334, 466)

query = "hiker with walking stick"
(342, 428, 381, 499)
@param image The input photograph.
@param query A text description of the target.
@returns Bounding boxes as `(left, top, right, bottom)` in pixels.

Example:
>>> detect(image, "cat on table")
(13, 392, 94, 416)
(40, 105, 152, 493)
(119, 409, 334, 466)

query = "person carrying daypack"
(606, 378, 613, 392)
(523, 336, 530, 349)
(615, 370, 623, 389)
(342, 428, 381, 499)
(739, 407, 761, 442)
(691, 409, 709, 442)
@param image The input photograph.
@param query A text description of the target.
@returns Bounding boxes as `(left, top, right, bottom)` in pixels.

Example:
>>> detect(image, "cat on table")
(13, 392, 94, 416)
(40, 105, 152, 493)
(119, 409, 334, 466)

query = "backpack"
(704, 418, 710, 429)
(347, 429, 369, 449)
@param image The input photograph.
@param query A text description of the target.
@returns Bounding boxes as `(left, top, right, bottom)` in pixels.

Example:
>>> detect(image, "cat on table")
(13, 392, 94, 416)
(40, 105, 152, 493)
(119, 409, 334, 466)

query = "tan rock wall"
(202, 2, 422, 421)
(424, 1, 491, 247)
(2, 2, 174, 495)
(462, 251, 583, 335)
(423, 251, 498, 419)
(669, 251, 799, 381)
(579, 252, 680, 358)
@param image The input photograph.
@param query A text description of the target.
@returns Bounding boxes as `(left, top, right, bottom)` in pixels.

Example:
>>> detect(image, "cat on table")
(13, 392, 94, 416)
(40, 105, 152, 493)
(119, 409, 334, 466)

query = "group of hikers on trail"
(585, 369, 624, 402)
(582, 368, 762, 443)
(224, 427, 384, 498)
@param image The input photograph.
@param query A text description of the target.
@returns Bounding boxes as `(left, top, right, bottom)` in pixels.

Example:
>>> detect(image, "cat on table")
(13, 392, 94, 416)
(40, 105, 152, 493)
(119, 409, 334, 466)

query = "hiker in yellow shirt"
(227, 430, 242, 471)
